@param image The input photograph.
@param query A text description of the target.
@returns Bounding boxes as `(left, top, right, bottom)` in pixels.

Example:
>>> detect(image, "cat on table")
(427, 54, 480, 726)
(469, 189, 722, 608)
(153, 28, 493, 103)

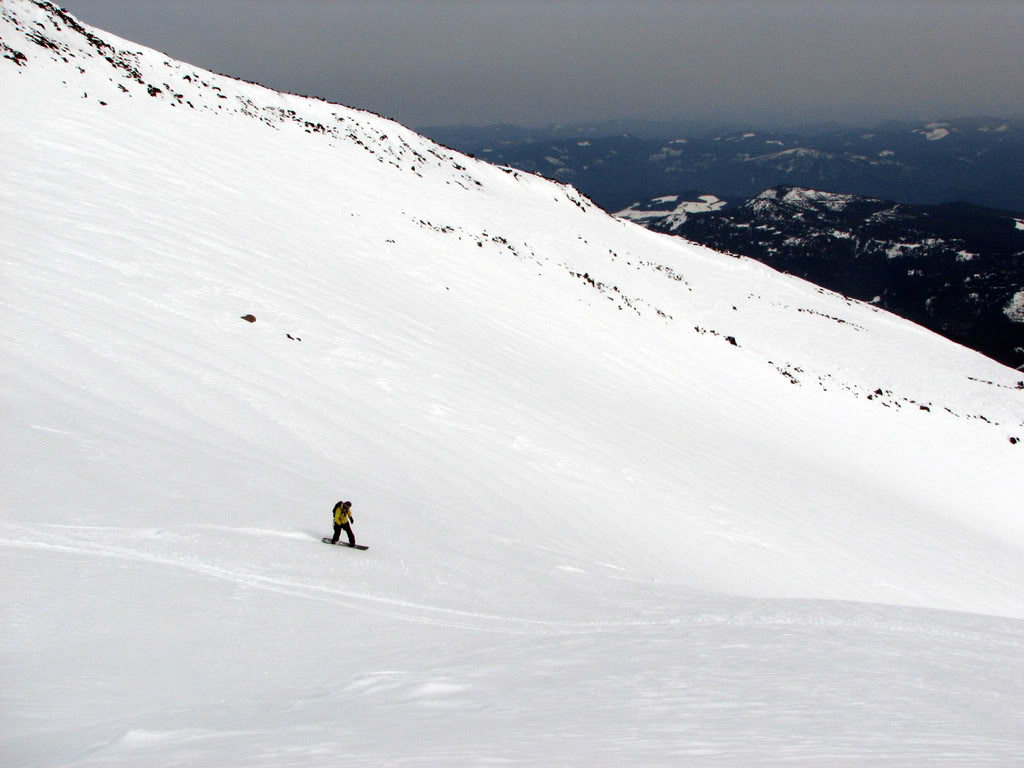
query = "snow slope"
(2, 2, 1023, 764)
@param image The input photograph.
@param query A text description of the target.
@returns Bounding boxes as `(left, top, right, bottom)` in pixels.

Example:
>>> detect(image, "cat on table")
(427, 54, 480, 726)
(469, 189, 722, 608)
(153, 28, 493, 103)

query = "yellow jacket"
(333, 502, 354, 526)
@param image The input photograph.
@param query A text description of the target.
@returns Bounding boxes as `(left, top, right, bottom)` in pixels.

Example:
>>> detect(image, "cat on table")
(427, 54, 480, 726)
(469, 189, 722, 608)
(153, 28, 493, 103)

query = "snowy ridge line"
(416, 203, 1020, 424)
(3, 532, 1022, 646)
(0, 0, 460, 174)
(0, 0, 597, 212)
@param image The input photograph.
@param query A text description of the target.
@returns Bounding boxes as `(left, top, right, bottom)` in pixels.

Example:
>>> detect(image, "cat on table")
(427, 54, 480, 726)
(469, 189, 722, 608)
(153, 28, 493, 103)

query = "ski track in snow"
(2, 532, 544, 634)
(15, 524, 1014, 641)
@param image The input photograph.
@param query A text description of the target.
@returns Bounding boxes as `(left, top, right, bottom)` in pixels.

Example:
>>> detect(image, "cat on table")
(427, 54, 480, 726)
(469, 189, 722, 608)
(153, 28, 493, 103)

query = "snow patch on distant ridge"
(615, 194, 725, 230)
(780, 187, 858, 212)
(886, 239, 944, 259)
(744, 187, 860, 215)
(915, 122, 951, 141)
(1005, 290, 1024, 323)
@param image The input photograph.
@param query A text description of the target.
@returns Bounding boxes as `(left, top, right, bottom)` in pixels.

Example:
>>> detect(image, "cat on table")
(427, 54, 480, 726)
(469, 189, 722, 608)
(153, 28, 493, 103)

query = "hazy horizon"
(60, 0, 1024, 131)
(413, 114, 1024, 134)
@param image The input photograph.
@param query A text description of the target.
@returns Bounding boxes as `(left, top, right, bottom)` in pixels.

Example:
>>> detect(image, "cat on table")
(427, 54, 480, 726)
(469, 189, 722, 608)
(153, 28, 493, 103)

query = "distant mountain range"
(618, 187, 1024, 370)
(423, 120, 1024, 369)
(420, 118, 1024, 213)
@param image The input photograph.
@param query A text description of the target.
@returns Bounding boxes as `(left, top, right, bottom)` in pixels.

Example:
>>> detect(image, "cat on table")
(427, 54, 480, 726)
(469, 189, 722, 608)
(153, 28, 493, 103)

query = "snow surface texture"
(2, 2, 1024, 765)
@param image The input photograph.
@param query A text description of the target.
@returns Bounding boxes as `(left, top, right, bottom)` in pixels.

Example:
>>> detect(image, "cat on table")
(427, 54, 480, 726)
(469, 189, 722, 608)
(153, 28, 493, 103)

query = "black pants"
(332, 522, 355, 546)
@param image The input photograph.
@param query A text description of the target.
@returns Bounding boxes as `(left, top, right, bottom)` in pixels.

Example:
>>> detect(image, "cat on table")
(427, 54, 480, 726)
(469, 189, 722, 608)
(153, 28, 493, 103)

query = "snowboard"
(322, 537, 369, 550)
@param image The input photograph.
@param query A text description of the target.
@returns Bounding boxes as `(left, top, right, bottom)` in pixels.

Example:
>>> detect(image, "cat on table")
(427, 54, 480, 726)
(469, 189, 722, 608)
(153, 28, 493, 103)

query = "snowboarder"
(330, 500, 356, 547)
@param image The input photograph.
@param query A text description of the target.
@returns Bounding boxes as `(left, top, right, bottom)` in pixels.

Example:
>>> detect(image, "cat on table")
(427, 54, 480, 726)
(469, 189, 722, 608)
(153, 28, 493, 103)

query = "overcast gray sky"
(61, 0, 1023, 129)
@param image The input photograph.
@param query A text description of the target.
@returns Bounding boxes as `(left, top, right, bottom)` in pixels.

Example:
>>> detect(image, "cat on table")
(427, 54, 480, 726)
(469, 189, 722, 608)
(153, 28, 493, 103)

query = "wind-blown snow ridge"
(3, 1, 1024, 765)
